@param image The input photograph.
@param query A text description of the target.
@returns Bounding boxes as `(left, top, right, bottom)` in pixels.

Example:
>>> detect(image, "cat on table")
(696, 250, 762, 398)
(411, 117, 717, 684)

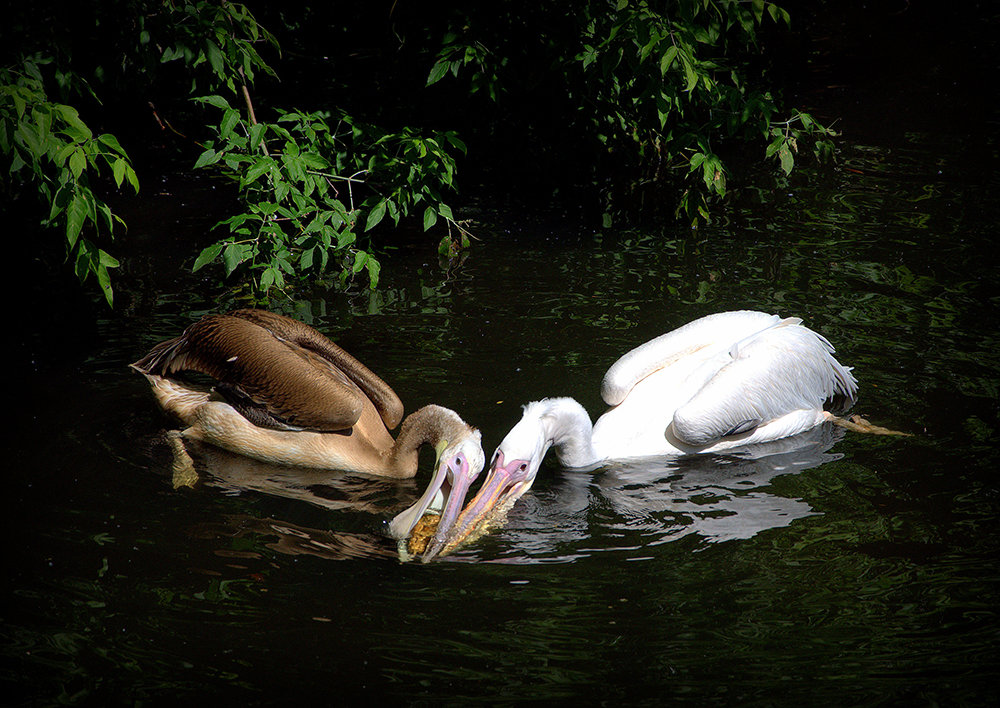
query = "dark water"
(7, 10, 1000, 707)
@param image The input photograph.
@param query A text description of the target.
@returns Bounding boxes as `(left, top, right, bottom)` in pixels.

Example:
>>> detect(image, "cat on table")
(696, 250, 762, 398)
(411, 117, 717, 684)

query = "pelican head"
(387, 424, 485, 560)
(424, 401, 561, 559)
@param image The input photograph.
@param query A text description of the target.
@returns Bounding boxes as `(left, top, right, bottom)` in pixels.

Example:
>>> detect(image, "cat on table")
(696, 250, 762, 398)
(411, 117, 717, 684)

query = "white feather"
(498, 311, 858, 475)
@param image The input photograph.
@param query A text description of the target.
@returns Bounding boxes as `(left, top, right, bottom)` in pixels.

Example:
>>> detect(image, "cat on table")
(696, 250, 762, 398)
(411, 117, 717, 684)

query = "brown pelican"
(429, 310, 864, 558)
(131, 309, 484, 551)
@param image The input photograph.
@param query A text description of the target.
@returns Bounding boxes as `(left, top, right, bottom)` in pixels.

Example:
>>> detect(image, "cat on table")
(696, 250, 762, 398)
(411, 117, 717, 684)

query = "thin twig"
(238, 68, 269, 157)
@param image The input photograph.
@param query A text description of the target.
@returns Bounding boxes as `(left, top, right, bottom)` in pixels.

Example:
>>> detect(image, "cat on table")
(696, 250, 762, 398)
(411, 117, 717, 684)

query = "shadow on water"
(444, 425, 846, 564)
(146, 425, 847, 567)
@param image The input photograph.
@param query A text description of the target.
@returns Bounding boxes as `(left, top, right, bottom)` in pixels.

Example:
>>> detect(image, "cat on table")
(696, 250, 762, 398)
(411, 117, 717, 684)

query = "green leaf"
(220, 108, 240, 139)
(98, 248, 120, 268)
(17, 122, 43, 159)
(640, 37, 658, 63)
(814, 139, 835, 162)
(260, 267, 275, 290)
(68, 148, 86, 179)
(223, 243, 245, 275)
(276, 255, 295, 274)
(112, 158, 126, 188)
(97, 133, 127, 157)
(195, 95, 231, 110)
(366, 256, 381, 288)
(205, 40, 225, 76)
(161, 45, 182, 62)
(244, 157, 273, 184)
(97, 264, 113, 307)
(48, 184, 68, 221)
(54, 105, 92, 141)
(299, 151, 328, 170)
(300, 247, 314, 270)
(66, 193, 88, 248)
(193, 147, 218, 169)
(688, 152, 707, 172)
(274, 179, 290, 203)
(73, 239, 93, 281)
(660, 45, 679, 75)
(124, 165, 139, 193)
(10, 151, 27, 175)
(95, 200, 112, 233)
(767, 4, 790, 25)
(249, 122, 266, 150)
(337, 230, 356, 249)
(427, 59, 450, 86)
(365, 200, 387, 231)
(682, 55, 698, 92)
(445, 133, 467, 154)
(778, 145, 794, 174)
(193, 243, 224, 271)
(423, 206, 438, 231)
(53, 142, 76, 166)
(11, 91, 27, 119)
(352, 251, 368, 273)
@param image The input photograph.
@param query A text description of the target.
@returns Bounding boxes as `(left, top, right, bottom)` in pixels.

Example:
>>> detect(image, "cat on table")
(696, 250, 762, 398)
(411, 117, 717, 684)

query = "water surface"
(5, 10, 1000, 705)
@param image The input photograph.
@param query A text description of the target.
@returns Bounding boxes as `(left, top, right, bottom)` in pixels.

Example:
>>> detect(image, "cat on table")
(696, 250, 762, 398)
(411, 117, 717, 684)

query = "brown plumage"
(133, 309, 402, 433)
(131, 310, 483, 483)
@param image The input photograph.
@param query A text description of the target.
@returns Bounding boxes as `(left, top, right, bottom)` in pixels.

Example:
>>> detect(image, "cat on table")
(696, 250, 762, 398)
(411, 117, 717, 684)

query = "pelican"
(429, 310, 860, 558)
(131, 309, 485, 552)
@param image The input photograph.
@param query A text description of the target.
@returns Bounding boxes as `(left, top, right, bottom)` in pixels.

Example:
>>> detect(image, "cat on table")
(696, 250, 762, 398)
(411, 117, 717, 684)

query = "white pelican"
(430, 310, 859, 558)
(131, 309, 485, 552)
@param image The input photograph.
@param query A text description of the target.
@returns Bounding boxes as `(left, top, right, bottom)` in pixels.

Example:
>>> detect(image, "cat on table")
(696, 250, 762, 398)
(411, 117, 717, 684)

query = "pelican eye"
(518, 463, 528, 472)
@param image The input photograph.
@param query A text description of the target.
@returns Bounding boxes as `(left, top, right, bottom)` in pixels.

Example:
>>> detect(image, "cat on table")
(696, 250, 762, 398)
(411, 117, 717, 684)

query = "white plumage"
(518, 311, 856, 469)
(438, 311, 857, 555)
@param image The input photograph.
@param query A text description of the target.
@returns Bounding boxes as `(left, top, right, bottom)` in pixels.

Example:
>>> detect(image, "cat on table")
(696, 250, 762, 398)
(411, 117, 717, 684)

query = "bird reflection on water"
(164, 436, 423, 562)
(160, 423, 846, 565)
(189, 513, 399, 562)
(442, 423, 846, 564)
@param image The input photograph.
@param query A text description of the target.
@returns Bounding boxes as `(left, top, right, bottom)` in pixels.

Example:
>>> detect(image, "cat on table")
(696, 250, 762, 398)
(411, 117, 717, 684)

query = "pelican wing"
(670, 317, 858, 446)
(601, 311, 784, 406)
(133, 312, 399, 433)
(229, 310, 404, 429)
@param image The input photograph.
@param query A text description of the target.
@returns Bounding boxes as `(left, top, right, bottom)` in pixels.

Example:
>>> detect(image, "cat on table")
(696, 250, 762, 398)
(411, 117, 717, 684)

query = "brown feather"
(132, 311, 481, 486)
(227, 310, 404, 429)
(132, 311, 403, 433)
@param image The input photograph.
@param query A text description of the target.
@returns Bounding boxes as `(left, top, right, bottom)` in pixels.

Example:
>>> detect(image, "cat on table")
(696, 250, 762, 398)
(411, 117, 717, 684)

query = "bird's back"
(593, 311, 856, 456)
(132, 310, 404, 433)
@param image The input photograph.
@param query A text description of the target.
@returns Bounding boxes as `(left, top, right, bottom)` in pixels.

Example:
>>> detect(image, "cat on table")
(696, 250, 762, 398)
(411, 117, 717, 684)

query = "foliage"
(142, 1, 469, 293)
(423, 0, 836, 224)
(0, 57, 139, 306)
(1, 0, 279, 306)
(191, 96, 468, 291)
(3, 0, 837, 306)
(147, 0, 279, 94)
